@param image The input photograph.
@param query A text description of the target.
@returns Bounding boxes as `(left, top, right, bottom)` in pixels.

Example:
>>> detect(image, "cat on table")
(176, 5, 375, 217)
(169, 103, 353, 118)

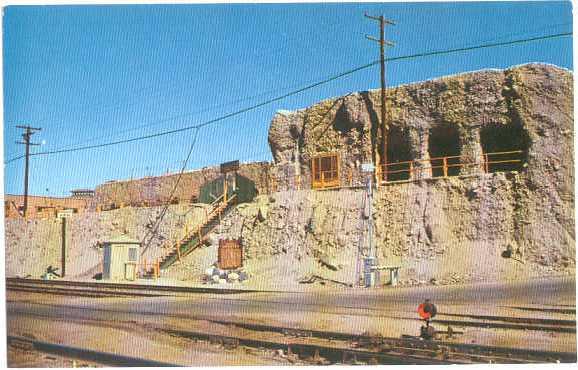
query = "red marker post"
(418, 299, 437, 340)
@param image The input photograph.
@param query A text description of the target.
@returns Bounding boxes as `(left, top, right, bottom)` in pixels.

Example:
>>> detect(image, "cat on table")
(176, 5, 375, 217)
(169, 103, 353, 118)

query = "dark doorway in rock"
(386, 127, 412, 181)
(480, 123, 528, 173)
(428, 125, 461, 178)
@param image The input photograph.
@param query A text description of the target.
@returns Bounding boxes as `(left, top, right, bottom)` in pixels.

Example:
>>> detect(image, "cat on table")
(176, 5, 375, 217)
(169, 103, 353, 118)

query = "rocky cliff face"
(236, 63, 573, 285)
(200, 169, 573, 287)
(268, 63, 573, 187)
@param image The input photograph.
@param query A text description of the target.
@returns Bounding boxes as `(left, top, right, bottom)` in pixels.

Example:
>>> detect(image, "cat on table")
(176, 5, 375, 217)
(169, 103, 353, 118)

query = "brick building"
(4, 194, 90, 219)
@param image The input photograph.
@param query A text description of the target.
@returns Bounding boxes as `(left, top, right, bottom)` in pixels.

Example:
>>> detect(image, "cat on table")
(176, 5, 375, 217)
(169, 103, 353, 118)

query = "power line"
(11, 24, 573, 162)
(42, 71, 358, 155)
(385, 31, 572, 63)
(472, 21, 572, 45)
(140, 128, 200, 254)
(4, 31, 572, 166)
(4, 60, 379, 165)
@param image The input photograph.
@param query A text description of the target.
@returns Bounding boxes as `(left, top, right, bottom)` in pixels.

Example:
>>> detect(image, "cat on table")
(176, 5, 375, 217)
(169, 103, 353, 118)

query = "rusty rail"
(162, 321, 574, 364)
(6, 277, 267, 295)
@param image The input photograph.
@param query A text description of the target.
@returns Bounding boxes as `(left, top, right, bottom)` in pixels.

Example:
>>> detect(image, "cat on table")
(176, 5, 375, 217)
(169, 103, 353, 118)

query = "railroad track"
(6, 277, 267, 297)
(181, 318, 576, 364)
(8, 278, 576, 364)
(163, 327, 456, 365)
(9, 314, 575, 366)
(8, 335, 178, 367)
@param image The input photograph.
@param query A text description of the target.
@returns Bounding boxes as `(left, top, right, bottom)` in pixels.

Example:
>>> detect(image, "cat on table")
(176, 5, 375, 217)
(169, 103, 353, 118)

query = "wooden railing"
(377, 150, 524, 183)
(265, 150, 524, 192)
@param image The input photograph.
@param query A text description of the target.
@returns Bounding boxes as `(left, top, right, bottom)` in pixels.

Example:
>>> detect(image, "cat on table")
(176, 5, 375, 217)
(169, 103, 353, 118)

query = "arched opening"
(428, 125, 461, 177)
(386, 127, 412, 181)
(480, 123, 528, 173)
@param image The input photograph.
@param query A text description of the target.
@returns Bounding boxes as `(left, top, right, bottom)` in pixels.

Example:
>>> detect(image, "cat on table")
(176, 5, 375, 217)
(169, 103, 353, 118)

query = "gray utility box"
(102, 235, 141, 281)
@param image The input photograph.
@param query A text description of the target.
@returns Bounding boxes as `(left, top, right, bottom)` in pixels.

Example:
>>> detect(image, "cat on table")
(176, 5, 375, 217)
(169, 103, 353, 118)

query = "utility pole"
(365, 13, 395, 182)
(16, 125, 42, 218)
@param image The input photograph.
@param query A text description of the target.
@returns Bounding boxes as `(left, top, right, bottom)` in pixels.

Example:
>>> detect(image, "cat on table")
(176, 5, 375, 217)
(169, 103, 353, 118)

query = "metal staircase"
(143, 192, 238, 278)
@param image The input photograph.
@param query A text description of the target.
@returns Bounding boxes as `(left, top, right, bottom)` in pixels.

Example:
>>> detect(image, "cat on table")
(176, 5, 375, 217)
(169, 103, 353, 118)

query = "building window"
(128, 247, 138, 262)
(428, 125, 461, 178)
(311, 153, 340, 189)
(480, 123, 528, 173)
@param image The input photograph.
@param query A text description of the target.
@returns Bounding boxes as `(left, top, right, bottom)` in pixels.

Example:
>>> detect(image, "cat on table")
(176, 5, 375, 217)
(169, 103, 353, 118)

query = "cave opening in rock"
(386, 127, 412, 181)
(480, 123, 528, 173)
(428, 124, 461, 177)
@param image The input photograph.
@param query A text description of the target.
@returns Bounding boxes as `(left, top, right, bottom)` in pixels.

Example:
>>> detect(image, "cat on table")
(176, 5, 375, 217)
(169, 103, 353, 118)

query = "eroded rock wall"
(268, 64, 573, 186)
(223, 62, 574, 285)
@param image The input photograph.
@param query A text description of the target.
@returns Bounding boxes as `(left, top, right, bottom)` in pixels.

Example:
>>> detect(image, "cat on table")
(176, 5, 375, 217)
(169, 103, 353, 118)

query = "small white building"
(102, 235, 141, 281)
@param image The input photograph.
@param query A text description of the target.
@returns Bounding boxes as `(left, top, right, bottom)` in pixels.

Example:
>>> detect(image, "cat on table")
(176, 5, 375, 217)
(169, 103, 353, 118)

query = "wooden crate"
(218, 239, 243, 270)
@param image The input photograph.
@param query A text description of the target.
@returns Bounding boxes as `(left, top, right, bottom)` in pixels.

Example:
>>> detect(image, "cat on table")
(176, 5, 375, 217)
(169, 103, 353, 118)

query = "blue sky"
(3, 2, 573, 196)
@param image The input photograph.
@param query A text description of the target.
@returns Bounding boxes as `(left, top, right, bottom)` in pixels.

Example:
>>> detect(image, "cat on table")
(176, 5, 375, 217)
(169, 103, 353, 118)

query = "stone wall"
(92, 161, 271, 210)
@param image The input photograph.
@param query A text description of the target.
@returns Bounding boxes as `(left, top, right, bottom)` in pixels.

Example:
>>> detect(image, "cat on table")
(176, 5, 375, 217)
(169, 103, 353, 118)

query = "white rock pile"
(203, 265, 249, 284)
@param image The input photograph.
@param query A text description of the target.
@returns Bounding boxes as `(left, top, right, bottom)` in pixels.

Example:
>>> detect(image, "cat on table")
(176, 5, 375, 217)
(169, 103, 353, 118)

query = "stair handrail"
(174, 192, 237, 252)
(154, 191, 239, 273)
(205, 194, 224, 221)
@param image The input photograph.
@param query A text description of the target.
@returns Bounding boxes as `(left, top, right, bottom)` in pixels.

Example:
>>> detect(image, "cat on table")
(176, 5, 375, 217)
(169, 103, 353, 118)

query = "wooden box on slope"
(218, 239, 243, 270)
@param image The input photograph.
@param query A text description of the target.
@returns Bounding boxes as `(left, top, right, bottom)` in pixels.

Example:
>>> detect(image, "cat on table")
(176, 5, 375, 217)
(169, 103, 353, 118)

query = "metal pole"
(223, 174, 228, 204)
(360, 163, 376, 287)
(61, 217, 66, 278)
(367, 173, 374, 259)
